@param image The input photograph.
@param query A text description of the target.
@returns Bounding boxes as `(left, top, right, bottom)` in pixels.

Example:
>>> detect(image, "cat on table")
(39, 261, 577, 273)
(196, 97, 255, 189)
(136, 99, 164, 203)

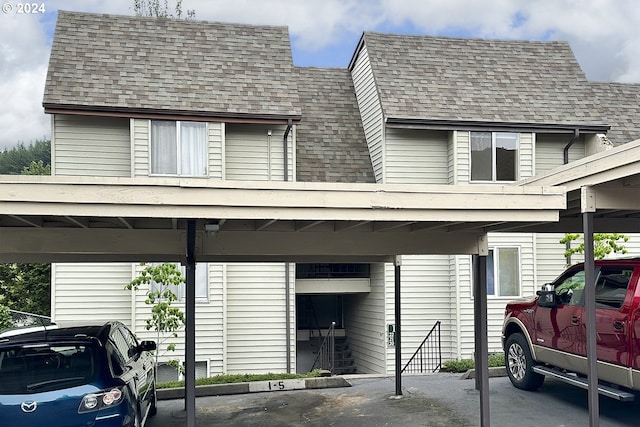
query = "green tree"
(0, 303, 12, 330)
(0, 263, 51, 316)
(0, 139, 51, 174)
(0, 142, 52, 316)
(133, 0, 195, 19)
(126, 263, 186, 374)
(22, 160, 51, 175)
(560, 233, 629, 261)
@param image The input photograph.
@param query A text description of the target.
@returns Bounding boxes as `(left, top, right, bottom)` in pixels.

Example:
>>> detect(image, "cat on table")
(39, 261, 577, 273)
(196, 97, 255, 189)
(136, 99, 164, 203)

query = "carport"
(515, 138, 640, 427)
(0, 177, 568, 426)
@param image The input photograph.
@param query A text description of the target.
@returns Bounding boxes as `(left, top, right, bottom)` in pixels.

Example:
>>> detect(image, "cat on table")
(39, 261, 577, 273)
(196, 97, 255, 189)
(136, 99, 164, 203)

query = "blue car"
(0, 321, 157, 427)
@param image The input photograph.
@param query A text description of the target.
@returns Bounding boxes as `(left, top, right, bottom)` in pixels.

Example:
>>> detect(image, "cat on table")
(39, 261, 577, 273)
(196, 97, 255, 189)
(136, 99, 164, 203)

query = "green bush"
(441, 353, 505, 373)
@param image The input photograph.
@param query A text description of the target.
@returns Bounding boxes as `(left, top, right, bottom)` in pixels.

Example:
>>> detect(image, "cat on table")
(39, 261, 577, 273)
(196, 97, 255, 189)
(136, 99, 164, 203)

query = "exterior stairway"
(333, 336, 357, 374)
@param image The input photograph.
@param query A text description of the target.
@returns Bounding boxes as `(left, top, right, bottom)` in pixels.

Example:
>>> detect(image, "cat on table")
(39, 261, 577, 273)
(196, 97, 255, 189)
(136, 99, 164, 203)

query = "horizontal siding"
(225, 263, 289, 373)
(53, 115, 130, 177)
(52, 263, 133, 326)
(455, 131, 471, 183)
(225, 124, 289, 181)
(132, 119, 149, 176)
(519, 133, 534, 179)
(343, 263, 386, 374)
(384, 256, 455, 373)
(131, 263, 225, 376)
(535, 134, 586, 174)
(208, 122, 224, 180)
(385, 129, 448, 184)
(351, 46, 383, 183)
(535, 233, 569, 286)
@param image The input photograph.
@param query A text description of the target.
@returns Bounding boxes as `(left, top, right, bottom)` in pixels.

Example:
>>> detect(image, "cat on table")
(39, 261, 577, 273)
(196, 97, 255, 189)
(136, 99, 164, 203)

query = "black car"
(0, 321, 157, 427)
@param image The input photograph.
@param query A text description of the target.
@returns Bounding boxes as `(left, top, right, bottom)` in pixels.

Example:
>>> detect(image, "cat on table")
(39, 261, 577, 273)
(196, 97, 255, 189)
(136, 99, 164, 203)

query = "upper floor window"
(470, 132, 518, 182)
(151, 120, 207, 176)
(150, 262, 209, 303)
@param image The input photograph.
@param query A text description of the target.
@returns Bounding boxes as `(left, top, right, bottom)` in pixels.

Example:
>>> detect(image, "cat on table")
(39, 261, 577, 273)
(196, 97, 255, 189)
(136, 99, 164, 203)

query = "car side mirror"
(138, 340, 157, 353)
(536, 284, 558, 308)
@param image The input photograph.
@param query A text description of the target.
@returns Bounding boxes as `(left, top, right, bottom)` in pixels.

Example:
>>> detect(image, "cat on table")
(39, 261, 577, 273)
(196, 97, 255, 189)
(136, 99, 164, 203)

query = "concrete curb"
(157, 376, 351, 400)
(459, 366, 507, 379)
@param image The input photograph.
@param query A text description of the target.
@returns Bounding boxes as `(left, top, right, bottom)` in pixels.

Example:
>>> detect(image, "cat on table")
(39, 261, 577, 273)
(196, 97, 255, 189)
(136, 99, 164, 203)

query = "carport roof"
(512, 138, 640, 233)
(0, 177, 565, 263)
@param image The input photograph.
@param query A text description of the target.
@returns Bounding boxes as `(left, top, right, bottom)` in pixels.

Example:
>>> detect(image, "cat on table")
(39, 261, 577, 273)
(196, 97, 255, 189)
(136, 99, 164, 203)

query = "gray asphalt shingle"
(588, 83, 640, 144)
(360, 32, 599, 126)
(295, 68, 375, 183)
(44, 11, 301, 118)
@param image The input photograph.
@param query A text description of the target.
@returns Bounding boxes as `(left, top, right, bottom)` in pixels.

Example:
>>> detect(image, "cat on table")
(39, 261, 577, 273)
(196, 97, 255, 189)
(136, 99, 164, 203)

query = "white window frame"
(470, 131, 519, 182)
(471, 247, 522, 298)
(149, 262, 209, 303)
(486, 246, 521, 297)
(149, 120, 208, 177)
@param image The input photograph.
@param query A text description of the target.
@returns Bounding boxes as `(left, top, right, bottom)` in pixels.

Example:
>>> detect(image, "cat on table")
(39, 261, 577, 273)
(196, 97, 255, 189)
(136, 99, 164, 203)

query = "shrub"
(441, 353, 505, 373)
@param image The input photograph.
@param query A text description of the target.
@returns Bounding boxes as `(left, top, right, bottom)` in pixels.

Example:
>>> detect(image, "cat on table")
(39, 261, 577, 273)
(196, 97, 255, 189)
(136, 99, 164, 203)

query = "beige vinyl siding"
(51, 263, 133, 326)
(208, 122, 224, 180)
(53, 115, 130, 177)
(448, 132, 457, 184)
(130, 263, 226, 376)
(535, 133, 586, 174)
(454, 131, 471, 183)
(132, 119, 149, 176)
(225, 124, 291, 181)
(351, 46, 384, 183)
(385, 129, 448, 184)
(225, 263, 290, 373)
(519, 133, 534, 179)
(343, 263, 386, 374)
(384, 256, 455, 373)
(534, 233, 568, 286)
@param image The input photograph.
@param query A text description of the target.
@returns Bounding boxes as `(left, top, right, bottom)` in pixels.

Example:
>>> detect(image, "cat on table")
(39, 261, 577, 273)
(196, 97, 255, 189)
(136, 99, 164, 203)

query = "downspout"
(284, 119, 292, 372)
(563, 128, 580, 265)
(563, 128, 580, 165)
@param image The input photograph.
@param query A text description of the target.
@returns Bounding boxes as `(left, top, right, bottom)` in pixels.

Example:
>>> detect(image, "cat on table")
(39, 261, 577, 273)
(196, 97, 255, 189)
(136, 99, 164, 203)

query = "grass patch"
(441, 352, 505, 373)
(157, 370, 322, 389)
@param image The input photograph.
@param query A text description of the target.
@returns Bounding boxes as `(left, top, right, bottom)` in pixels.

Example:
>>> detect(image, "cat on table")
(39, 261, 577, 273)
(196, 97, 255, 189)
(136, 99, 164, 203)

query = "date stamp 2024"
(2, 2, 46, 14)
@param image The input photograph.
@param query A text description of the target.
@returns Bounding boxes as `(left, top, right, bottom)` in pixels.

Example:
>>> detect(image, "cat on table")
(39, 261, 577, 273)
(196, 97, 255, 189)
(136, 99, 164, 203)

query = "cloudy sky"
(1, 0, 639, 150)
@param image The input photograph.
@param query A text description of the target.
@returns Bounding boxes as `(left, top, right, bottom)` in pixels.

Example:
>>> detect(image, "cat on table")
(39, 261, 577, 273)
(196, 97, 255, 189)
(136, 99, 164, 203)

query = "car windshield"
(0, 343, 97, 394)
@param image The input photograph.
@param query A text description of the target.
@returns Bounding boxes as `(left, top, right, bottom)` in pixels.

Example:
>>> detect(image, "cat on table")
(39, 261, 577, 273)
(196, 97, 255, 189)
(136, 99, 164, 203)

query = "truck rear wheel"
(505, 333, 544, 390)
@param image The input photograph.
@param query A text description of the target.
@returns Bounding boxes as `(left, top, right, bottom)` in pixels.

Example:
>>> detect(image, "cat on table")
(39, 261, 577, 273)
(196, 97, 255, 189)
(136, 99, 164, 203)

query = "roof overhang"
(385, 117, 611, 134)
(0, 177, 565, 263)
(43, 106, 302, 125)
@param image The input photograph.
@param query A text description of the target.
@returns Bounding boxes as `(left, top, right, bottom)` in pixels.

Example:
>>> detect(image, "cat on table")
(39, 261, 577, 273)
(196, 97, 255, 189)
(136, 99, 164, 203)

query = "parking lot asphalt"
(147, 373, 640, 427)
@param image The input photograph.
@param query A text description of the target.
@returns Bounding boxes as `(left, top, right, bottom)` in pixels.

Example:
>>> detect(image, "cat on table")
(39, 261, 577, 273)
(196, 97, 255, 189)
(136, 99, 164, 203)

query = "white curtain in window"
(151, 121, 177, 174)
(180, 122, 207, 176)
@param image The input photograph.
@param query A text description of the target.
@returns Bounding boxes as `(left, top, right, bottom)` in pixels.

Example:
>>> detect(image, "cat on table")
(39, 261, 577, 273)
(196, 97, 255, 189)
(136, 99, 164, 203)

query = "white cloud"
(1, 0, 639, 151)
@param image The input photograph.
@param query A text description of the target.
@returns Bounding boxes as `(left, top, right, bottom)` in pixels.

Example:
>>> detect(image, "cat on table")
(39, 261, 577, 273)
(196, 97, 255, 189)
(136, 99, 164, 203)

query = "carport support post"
(185, 220, 196, 427)
(394, 255, 402, 396)
(472, 254, 490, 427)
(582, 189, 599, 427)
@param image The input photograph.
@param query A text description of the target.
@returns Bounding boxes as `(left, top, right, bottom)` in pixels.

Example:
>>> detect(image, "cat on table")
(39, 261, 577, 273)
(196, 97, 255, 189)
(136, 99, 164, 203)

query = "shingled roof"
(44, 11, 301, 120)
(588, 83, 640, 144)
(295, 68, 375, 183)
(354, 33, 604, 128)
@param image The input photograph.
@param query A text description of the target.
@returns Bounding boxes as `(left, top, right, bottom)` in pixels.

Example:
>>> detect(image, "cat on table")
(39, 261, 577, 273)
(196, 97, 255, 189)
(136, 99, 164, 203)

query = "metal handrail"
(401, 320, 442, 374)
(9, 309, 54, 327)
(310, 322, 335, 374)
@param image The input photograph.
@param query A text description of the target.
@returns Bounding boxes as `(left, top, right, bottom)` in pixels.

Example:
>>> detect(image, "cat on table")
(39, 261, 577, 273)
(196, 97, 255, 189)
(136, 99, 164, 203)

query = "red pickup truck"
(502, 258, 640, 401)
